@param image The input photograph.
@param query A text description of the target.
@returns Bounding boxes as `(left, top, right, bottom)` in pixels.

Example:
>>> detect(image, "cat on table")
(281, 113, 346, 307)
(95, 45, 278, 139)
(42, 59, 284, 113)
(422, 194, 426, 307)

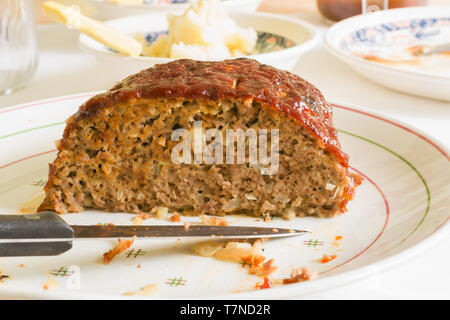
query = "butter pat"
(43, 1, 142, 56)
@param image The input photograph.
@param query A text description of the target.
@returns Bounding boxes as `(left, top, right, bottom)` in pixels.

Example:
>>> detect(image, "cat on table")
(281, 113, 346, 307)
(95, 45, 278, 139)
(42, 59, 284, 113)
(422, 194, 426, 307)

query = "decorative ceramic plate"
(79, 12, 318, 75)
(325, 6, 450, 101)
(0, 93, 448, 299)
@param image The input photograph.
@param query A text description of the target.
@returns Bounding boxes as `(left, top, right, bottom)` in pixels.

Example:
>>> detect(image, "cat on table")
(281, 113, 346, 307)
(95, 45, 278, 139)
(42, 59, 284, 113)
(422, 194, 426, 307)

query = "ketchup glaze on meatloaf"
(39, 58, 361, 217)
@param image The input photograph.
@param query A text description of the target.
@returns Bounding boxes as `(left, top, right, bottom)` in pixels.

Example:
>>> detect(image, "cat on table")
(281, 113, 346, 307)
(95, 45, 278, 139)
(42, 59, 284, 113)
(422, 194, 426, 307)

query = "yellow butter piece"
(42, 1, 142, 56)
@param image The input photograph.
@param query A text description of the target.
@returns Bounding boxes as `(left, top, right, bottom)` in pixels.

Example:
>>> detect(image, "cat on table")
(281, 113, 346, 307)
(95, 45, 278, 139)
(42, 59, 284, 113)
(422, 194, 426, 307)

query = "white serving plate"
(85, 0, 263, 20)
(79, 12, 318, 75)
(0, 93, 448, 299)
(325, 6, 450, 102)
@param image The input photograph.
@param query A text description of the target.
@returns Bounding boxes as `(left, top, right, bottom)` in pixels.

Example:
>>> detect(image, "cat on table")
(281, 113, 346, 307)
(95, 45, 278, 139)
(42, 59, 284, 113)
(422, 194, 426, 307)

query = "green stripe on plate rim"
(0, 122, 65, 140)
(337, 129, 431, 244)
(0, 122, 432, 244)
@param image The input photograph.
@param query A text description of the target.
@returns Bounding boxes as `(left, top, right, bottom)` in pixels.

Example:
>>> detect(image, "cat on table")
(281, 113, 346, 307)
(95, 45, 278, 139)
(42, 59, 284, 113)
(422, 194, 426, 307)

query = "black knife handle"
(0, 211, 74, 256)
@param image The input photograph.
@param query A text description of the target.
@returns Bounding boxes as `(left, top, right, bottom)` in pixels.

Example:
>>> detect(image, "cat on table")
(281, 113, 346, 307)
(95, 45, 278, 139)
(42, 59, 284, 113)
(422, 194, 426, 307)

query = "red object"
(257, 277, 272, 290)
(320, 254, 337, 263)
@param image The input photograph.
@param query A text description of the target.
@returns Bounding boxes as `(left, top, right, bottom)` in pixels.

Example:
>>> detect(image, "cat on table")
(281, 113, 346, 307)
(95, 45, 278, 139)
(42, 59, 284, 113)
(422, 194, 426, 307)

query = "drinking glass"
(0, 0, 39, 95)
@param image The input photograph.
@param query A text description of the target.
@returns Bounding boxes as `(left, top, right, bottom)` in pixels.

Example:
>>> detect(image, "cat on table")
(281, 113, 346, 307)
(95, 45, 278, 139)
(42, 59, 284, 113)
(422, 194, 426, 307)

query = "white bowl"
(325, 6, 450, 102)
(85, 0, 263, 20)
(79, 11, 318, 75)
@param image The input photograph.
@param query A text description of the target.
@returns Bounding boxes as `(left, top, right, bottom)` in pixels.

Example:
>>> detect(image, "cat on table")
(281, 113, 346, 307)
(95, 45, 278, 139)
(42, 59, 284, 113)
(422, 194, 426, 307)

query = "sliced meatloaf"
(38, 58, 362, 217)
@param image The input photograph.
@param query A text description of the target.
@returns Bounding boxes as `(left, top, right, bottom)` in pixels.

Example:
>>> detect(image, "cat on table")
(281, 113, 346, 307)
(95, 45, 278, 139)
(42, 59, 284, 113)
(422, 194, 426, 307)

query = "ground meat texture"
(38, 58, 361, 217)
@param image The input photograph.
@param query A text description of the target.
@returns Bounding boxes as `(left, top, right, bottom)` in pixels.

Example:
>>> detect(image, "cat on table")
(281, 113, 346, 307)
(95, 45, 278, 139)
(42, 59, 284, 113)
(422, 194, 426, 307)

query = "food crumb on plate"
(103, 237, 135, 264)
(320, 254, 337, 264)
(138, 212, 153, 220)
(331, 235, 343, 247)
(132, 216, 143, 226)
(282, 267, 318, 284)
(241, 254, 266, 267)
(247, 258, 278, 277)
(170, 212, 181, 222)
(0, 272, 10, 283)
(123, 284, 158, 297)
(192, 241, 224, 257)
(201, 214, 229, 226)
(255, 277, 272, 290)
(43, 278, 59, 290)
(192, 239, 278, 278)
(211, 241, 264, 264)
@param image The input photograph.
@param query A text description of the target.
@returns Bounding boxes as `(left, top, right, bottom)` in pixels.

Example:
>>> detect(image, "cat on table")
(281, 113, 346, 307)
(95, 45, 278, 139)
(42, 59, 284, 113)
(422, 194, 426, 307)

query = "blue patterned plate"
(137, 30, 296, 55)
(79, 12, 318, 74)
(341, 17, 450, 72)
(325, 6, 450, 101)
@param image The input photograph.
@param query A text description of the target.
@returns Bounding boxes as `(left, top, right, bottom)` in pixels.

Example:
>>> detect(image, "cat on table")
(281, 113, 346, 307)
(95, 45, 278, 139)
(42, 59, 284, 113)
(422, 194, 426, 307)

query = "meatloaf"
(38, 58, 361, 217)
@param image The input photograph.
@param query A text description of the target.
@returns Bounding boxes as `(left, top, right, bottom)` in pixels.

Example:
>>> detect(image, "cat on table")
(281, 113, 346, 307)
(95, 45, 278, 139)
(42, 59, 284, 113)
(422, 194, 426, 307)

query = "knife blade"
(0, 211, 308, 257)
(72, 224, 307, 239)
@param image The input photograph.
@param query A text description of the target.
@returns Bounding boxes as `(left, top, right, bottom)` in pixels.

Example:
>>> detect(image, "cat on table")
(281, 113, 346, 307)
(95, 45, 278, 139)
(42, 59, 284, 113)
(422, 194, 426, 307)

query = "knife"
(0, 211, 308, 257)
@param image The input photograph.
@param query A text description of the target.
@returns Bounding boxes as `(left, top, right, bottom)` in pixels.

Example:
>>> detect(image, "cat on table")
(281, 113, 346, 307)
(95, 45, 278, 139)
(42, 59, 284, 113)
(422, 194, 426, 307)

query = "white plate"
(0, 93, 448, 299)
(85, 0, 263, 20)
(79, 12, 318, 74)
(325, 6, 450, 102)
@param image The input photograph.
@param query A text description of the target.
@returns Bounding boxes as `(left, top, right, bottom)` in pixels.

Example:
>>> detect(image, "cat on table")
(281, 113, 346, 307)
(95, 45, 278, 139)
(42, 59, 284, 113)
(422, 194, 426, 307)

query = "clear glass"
(0, 0, 38, 95)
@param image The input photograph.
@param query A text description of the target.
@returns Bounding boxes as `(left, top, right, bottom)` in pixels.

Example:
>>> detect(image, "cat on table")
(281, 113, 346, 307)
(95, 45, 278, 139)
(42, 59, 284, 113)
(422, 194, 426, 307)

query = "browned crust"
(62, 58, 348, 166)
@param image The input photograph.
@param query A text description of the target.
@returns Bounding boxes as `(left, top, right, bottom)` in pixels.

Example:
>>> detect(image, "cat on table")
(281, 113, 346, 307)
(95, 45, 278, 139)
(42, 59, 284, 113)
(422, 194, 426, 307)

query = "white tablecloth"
(0, 19, 449, 299)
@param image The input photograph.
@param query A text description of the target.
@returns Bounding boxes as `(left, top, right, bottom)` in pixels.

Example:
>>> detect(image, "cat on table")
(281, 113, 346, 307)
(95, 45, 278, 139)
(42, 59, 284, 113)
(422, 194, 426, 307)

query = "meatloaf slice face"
(38, 58, 361, 217)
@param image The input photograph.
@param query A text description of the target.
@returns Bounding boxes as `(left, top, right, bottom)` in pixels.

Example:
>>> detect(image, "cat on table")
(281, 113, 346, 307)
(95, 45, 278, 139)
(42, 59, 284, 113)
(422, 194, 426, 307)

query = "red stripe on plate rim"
(321, 166, 390, 275)
(332, 103, 450, 161)
(0, 93, 96, 116)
